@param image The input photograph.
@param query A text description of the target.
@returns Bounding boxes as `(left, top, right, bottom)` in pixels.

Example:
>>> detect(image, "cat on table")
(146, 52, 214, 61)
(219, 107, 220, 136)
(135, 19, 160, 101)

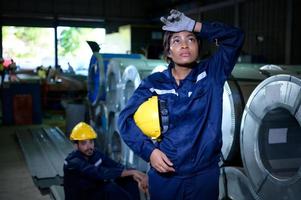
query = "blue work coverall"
(63, 149, 140, 200)
(118, 22, 244, 200)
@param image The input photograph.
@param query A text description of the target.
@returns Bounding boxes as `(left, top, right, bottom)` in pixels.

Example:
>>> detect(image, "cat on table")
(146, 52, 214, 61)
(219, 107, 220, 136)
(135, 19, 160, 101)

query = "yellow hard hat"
(70, 122, 97, 141)
(134, 96, 161, 140)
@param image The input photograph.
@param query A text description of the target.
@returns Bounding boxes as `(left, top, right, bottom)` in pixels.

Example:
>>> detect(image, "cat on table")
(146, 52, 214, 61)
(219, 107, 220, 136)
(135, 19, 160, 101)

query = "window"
(57, 27, 105, 74)
(2, 26, 55, 69)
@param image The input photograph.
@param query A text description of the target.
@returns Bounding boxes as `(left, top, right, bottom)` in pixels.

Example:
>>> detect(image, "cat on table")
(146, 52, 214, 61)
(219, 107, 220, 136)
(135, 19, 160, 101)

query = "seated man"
(64, 122, 148, 200)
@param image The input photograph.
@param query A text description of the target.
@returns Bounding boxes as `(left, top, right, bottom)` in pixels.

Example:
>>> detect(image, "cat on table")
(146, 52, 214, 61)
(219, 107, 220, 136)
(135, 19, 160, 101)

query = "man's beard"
(85, 148, 94, 156)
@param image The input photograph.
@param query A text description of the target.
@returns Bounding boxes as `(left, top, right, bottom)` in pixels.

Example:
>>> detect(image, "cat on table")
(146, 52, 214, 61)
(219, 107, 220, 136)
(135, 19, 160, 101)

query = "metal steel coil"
(240, 75, 301, 200)
(105, 58, 167, 169)
(219, 167, 259, 200)
(222, 63, 266, 164)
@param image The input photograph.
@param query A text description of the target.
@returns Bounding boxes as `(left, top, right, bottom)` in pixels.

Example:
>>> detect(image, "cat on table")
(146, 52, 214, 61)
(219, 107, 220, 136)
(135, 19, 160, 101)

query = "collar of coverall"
(166, 62, 201, 82)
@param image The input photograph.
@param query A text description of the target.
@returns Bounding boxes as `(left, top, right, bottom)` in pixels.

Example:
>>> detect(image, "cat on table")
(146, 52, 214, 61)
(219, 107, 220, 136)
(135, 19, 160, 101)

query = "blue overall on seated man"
(63, 122, 148, 200)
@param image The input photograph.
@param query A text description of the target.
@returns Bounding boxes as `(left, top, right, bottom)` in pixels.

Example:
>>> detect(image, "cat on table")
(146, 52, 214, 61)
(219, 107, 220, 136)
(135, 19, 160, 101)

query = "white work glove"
(160, 9, 196, 32)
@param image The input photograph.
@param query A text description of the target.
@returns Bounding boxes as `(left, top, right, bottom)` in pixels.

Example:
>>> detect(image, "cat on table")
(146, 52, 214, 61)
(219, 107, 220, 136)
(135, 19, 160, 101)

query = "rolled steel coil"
(87, 53, 105, 106)
(221, 63, 267, 164)
(240, 75, 301, 200)
(219, 167, 259, 200)
(105, 58, 167, 170)
(105, 58, 167, 113)
(105, 58, 148, 113)
(87, 53, 144, 132)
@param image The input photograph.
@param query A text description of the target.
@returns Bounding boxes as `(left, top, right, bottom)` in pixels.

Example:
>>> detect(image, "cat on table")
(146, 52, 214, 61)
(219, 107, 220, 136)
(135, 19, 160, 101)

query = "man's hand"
(160, 9, 196, 32)
(150, 149, 175, 173)
(132, 171, 148, 193)
(121, 169, 148, 193)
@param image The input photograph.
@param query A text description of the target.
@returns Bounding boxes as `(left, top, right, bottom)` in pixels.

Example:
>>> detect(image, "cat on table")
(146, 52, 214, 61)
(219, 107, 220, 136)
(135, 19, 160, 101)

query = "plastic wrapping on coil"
(259, 64, 296, 78)
(240, 75, 301, 200)
(262, 64, 301, 80)
(219, 167, 259, 200)
(87, 53, 105, 106)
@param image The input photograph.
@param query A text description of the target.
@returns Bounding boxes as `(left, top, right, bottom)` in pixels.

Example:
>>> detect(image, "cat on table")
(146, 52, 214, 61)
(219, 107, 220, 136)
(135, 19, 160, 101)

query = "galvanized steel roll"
(107, 111, 149, 171)
(106, 58, 167, 170)
(106, 111, 129, 165)
(87, 53, 144, 105)
(92, 102, 108, 153)
(106, 58, 167, 113)
(105, 58, 147, 113)
(87, 54, 144, 133)
(221, 63, 301, 164)
(240, 75, 301, 200)
(222, 63, 266, 164)
(222, 80, 243, 164)
(219, 167, 259, 200)
(120, 59, 167, 110)
(120, 65, 142, 111)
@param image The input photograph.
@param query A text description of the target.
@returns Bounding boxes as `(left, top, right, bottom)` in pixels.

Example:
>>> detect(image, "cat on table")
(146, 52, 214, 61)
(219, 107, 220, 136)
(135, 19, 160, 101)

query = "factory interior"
(0, 0, 301, 199)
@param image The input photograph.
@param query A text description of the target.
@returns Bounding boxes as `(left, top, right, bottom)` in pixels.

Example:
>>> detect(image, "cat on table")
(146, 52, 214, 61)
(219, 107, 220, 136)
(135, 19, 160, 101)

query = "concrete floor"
(0, 125, 51, 200)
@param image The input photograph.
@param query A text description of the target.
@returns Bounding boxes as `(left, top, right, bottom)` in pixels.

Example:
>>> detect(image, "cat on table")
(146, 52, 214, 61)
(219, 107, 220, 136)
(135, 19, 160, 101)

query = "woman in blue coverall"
(118, 9, 244, 200)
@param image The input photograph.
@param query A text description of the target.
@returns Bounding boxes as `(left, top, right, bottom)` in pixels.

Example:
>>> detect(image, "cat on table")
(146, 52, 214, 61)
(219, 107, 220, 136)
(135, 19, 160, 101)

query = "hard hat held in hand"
(70, 122, 97, 141)
(134, 96, 161, 140)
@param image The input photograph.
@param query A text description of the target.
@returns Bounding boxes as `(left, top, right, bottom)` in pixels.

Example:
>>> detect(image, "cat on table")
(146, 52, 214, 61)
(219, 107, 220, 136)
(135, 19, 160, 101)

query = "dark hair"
(162, 31, 202, 63)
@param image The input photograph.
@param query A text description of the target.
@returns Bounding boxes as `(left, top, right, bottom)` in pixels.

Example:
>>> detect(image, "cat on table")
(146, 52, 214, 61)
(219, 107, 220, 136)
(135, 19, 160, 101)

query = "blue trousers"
(148, 166, 220, 200)
(65, 177, 140, 200)
(98, 177, 140, 200)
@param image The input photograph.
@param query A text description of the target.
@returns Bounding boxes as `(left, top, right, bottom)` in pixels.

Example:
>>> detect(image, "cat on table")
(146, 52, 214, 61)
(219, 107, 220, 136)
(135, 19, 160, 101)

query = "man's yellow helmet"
(70, 122, 97, 141)
(134, 96, 163, 140)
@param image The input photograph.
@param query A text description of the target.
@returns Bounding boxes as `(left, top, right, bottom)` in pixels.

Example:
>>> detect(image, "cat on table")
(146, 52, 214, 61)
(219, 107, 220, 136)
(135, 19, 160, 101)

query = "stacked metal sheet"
(49, 185, 65, 200)
(16, 127, 73, 189)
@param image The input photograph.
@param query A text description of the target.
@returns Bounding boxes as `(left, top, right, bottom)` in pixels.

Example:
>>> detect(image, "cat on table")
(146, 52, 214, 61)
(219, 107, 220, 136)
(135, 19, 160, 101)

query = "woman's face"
(168, 31, 199, 67)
